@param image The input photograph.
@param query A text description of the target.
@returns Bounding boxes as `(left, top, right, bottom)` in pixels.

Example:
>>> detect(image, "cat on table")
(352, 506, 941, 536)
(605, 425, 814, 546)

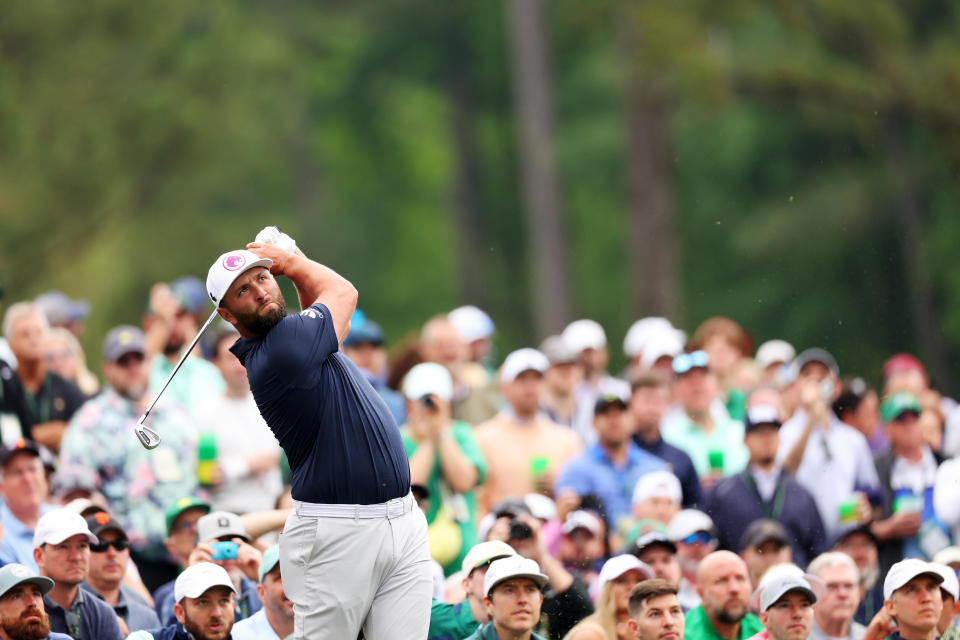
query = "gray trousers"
(279, 494, 432, 639)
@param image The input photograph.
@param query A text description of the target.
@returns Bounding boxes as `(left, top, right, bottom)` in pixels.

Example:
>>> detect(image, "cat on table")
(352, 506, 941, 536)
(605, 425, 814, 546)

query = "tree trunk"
(619, 8, 679, 322)
(505, 0, 572, 337)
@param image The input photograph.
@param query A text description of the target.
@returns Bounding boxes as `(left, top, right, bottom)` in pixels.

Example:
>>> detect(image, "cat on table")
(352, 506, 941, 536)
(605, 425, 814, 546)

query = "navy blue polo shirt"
(231, 302, 410, 505)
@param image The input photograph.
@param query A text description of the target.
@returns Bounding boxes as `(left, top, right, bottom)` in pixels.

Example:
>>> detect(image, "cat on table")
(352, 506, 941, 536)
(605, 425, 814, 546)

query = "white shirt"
(232, 608, 289, 640)
(776, 409, 880, 537)
(192, 393, 283, 514)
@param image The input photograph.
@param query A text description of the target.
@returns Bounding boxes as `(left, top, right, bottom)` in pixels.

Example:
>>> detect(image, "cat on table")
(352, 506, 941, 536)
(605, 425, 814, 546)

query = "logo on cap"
(10, 566, 28, 578)
(218, 517, 230, 528)
(222, 254, 246, 271)
(95, 512, 110, 525)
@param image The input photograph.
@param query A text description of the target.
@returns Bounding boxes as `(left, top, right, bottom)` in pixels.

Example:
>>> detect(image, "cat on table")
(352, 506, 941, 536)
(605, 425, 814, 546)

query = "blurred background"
(2, 0, 960, 389)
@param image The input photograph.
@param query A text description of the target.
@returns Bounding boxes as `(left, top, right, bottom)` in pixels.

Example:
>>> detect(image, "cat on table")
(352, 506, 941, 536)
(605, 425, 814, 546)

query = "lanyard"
(23, 374, 51, 423)
(65, 601, 82, 639)
(739, 469, 787, 521)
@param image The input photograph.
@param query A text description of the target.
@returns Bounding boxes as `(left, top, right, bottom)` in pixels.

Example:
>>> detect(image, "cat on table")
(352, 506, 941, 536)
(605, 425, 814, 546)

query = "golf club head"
(135, 415, 161, 450)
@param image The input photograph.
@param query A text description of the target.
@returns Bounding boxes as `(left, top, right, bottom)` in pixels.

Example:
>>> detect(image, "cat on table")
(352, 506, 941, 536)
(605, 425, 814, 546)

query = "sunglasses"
(673, 351, 709, 376)
(90, 540, 129, 553)
(680, 531, 714, 546)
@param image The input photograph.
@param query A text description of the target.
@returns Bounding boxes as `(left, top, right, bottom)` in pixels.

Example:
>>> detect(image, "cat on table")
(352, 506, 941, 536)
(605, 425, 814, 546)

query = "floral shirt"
(60, 388, 199, 559)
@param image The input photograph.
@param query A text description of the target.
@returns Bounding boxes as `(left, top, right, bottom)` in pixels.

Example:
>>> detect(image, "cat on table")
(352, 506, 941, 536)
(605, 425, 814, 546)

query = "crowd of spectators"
(0, 280, 959, 640)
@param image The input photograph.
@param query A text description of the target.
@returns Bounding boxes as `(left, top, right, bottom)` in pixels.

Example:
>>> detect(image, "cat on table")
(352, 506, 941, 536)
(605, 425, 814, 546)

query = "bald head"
(696, 551, 747, 585)
(421, 315, 466, 368)
(696, 551, 751, 627)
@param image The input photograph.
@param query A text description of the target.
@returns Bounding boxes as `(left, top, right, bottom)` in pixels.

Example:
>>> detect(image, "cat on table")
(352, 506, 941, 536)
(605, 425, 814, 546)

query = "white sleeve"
(934, 458, 960, 527)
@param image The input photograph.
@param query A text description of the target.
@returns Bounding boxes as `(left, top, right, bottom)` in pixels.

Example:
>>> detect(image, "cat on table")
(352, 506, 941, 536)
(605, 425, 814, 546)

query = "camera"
(508, 519, 533, 541)
(210, 541, 239, 561)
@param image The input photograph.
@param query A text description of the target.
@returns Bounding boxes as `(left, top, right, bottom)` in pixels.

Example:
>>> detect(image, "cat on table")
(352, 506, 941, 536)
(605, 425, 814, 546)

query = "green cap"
(165, 497, 211, 535)
(258, 544, 281, 583)
(880, 392, 922, 423)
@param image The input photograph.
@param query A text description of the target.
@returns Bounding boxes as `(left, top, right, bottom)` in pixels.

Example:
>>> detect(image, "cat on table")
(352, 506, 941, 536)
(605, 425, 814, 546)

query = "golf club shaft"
(139, 308, 220, 422)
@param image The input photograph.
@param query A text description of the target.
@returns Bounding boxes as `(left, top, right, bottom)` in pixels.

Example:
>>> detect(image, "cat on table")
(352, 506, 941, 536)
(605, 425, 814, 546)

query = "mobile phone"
(210, 541, 239, 561)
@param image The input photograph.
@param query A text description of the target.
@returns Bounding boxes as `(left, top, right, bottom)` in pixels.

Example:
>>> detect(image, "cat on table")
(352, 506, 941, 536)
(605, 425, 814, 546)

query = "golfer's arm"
(281, 253, 358, 342)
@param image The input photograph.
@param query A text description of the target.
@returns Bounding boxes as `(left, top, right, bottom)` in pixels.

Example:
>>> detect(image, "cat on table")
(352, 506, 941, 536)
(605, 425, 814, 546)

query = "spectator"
(3, 302, 85, 451)
(683, 551, 763, 640)
(555, 390, 667, 534)
(0, 440, 54, 570)
(44, 328, 98, 398)
(661, 351, 748, 483)
(556, 510, 607, 592)
(930, 562, 960, 639)
(193, 328, 282, 514)
(755, 572, 818, 640)
(231, 545, 292, 640)
(687, 317, 753, 422)
(428, 540, 517, 640)
(474, 349, 581, 514)
(81, 512, 160, 633)
(626, 578, 685, 640)
(705, 395, 825, 567)
(872, 392, 950, 577)
(807, 552, 866, 640)
(755, 340, 796, 386)
(127, 562, 236, 640)
(401, 362, 487, 575)
(33, 292, 89, 339)
(833, 378, 886, 455)
(880, 559, 944, 640)
(142, 284, 225, 413)
(539, 336, 582, 428)
(831, 526, 883, 627)
(561, 320, 630, 446)
(629, 372, 702, 509)
(59, 326, 199, 592)
(622, 318, 684, 380)
(465, 556, 549, 640)
(629, 471, 682, 532)
(667, 510, 717, 611)
(151, 498, 211, 623)
(32, 509, 123, 640)
(563, 555, 653, 640)
(739, 520, 793, 587)
(341, 311, 406, 426)
(0, 563, 72, 640)
(448, 305, 497, 375)
(628, 533, 682, 593)
(777, 348, 879, 539)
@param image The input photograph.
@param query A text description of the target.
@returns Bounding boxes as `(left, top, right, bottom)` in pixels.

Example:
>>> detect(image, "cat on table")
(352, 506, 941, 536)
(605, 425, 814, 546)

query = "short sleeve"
(261, 303, 340, 383)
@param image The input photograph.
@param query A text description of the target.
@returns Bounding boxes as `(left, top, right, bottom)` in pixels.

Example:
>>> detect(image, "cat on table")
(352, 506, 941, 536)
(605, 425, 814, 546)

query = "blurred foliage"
(2, 0, 960, 390)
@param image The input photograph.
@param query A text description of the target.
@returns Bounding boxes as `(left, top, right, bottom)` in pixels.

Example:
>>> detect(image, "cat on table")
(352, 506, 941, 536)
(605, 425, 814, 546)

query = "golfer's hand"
(247, 242, 293, 276)
(255, 226, 297, 254)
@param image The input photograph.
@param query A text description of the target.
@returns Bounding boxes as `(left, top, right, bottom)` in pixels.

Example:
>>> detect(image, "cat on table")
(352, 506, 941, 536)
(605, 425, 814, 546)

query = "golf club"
(135, 308, 220, 449)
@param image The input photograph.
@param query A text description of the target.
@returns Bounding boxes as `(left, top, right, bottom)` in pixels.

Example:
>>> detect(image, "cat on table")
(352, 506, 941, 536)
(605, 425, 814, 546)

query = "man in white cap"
(428, 540, 517, 640)
(0, 563, 72, 640)
(474, 348, 581, 514)
(127, 563, 237, 640)
(755, 340, 796, 385)
(206, 239, 431, 639)
(32, 508, 123, 640)
(667, 509, 717, 611)
(464, 556, 549, 640)
(232, 545, 292, 640)
(756, 572, 819, 640)
(880, 558, 944, 640)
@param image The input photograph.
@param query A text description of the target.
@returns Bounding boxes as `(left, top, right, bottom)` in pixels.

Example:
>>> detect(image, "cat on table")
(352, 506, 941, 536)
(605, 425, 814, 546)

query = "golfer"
(205, 241, 431, 639)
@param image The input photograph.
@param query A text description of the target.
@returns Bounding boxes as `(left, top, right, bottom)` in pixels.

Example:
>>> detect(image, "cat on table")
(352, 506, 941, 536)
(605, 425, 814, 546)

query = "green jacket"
(684, 605, 765, 640)
(464, 622, 547, 640)
(429, 600, 479, 640)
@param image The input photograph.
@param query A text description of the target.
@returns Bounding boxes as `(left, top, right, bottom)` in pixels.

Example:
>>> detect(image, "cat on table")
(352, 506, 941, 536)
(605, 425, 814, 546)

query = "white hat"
(174, 562, 237, 602)
(640, 330, 686, 370)
(623, 318, 675, 358)
(206, 250, 273, 306)
(523, 494, 557, 521)
(33, 508, 98, 548)
(758, 572, 818, 611)
(597, 554, 654, 589)
(500, 348, 549, 384)
(197, 511, 248, 543)
(934, 547, 960, 567)
(461, 540, 516, 575)
(930, 562, 960, 600)
(562, 319, 607, 353)
(561, 510, 604, 537)
(402, 363, 453, 402)
(449, 306, 495, 342)
(484, 556, 548, 597)
(756, 340, 796, 370)
(667, 509, 716, 542)
(632, 471, 682, 506)
(884, 558, 944, 600)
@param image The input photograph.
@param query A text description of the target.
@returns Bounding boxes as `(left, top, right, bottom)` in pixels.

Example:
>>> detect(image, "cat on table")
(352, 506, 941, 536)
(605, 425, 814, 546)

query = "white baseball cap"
(174, 562, 237, 602)
(461, 540, 516, 575)
(500, 348, 549, 384)
(449, 306, 495, 342)
(206, 250, 273, 306)
(934, 547, 960, 567)
(930, 562, 959, 600)
(562, 319, 606, 353)
(484, 556, 548, 597)
(561, 510, 604, 537)
(33, 508, 98, 548)
(523, 493, 557, 521)
(402, 362, 453, 401)
(667, 509, 716, 542)
(197, 511, 249, 543)
(883, 558, 944, 600)
(640, 330, 686, 370)
(632, 471, 682, 506)
(758, 572, 818, 611)
(598, 555, 654, 589)
(623, 317, 675, 358)
(756, 340, 796, 370)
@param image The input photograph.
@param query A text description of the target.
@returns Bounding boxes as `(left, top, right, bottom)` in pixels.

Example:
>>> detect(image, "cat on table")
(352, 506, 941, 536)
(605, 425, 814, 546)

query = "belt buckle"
(386, 496, 405, 519)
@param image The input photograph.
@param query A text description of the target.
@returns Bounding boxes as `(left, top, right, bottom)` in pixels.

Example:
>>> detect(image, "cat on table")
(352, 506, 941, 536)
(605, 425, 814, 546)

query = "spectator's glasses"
(672, 351, 709, 376)
(680, 531, 714, 546)
(91, 540, 129, 553)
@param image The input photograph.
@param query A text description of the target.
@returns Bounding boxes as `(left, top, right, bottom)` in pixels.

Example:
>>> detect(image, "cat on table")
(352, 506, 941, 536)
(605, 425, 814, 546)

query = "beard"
(710, 601, 747, 625)
(2, 608, 51, 640)
(182, 609, 232, 640)
(230, 300, 287, 336)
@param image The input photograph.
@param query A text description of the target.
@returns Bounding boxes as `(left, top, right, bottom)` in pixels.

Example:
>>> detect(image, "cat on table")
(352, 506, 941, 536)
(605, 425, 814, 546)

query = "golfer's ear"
(216, 306, 235, 324)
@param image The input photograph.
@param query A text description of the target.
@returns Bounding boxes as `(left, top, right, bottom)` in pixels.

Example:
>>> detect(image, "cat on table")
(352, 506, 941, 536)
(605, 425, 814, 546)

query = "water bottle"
(197, 432, 218, 486)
